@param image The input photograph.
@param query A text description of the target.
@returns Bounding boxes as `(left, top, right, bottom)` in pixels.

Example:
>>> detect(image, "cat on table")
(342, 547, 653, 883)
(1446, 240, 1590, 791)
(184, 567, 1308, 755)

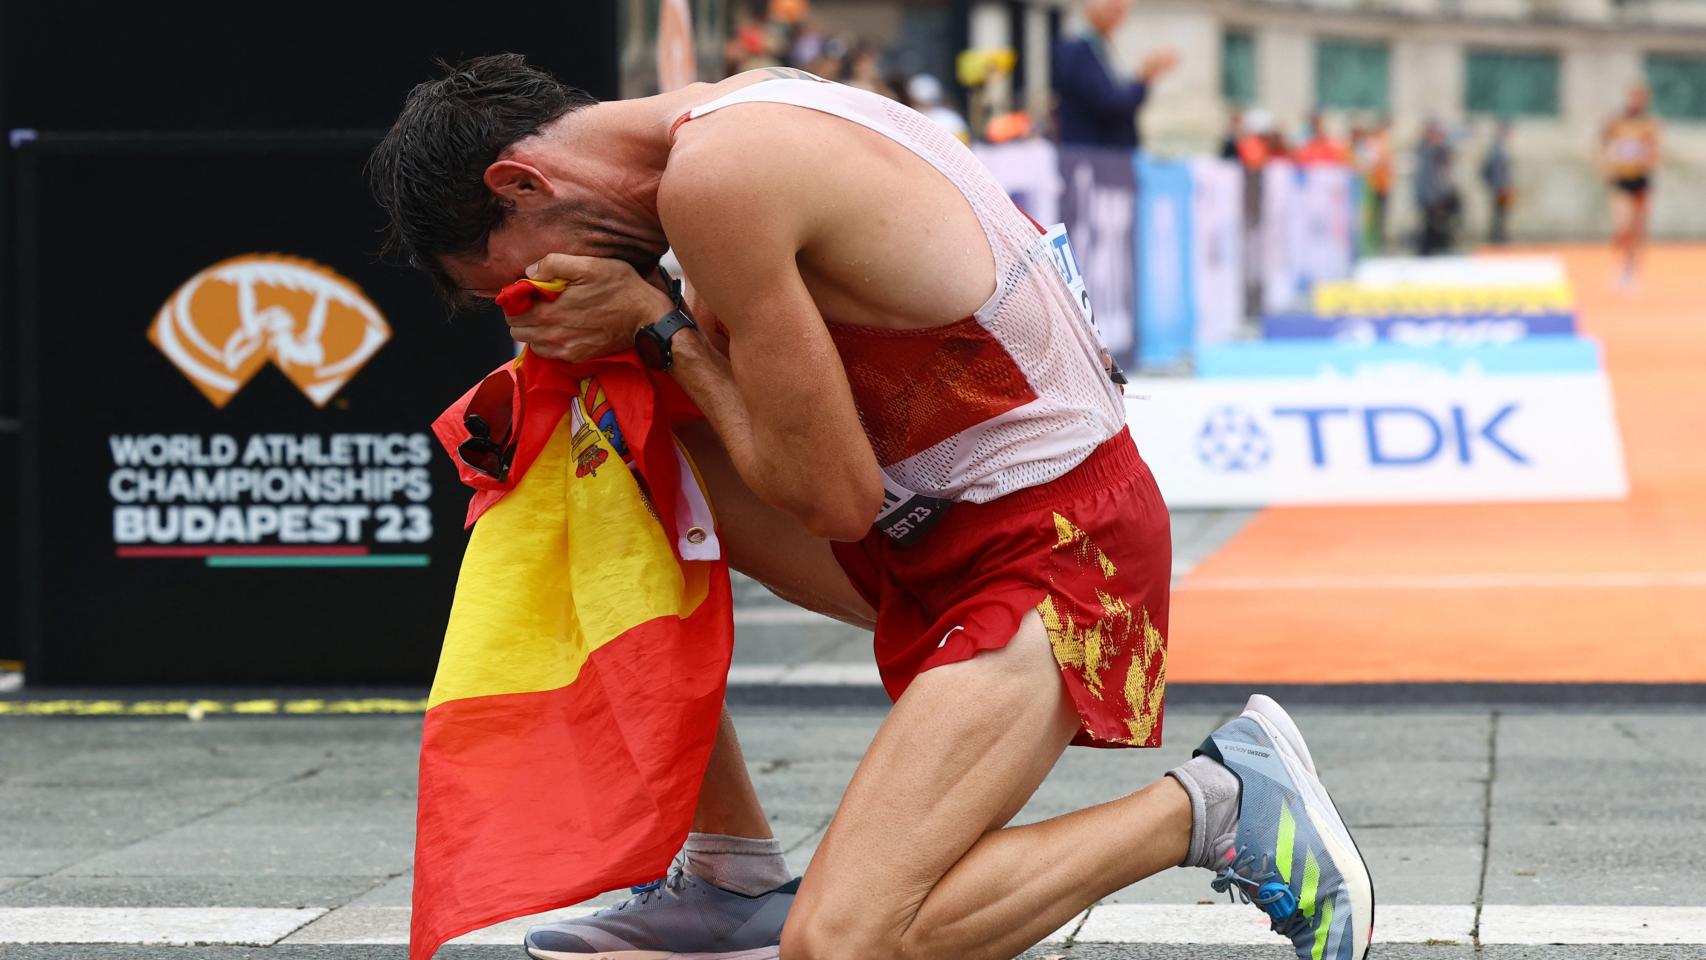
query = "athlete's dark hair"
(369, 53, 598, 301)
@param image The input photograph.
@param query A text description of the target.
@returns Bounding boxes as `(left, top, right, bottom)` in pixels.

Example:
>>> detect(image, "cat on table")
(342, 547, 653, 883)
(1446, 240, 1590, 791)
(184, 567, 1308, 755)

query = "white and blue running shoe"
(1197, 695, 1375, 960)
(524, 866, 796, 960)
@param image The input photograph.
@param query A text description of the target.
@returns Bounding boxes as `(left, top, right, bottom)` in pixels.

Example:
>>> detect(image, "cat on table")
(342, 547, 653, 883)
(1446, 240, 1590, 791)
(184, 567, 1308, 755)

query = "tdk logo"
(1198, 404, 1529, 471)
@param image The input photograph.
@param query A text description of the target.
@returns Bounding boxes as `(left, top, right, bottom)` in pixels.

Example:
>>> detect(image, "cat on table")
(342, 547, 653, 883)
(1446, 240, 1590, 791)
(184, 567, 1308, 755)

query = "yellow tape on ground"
(0, 697, 428, 717)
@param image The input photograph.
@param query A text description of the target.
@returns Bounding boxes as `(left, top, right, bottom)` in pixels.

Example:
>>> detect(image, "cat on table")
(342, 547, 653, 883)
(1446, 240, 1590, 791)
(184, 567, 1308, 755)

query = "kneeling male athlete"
(371, 55, 1373, 960)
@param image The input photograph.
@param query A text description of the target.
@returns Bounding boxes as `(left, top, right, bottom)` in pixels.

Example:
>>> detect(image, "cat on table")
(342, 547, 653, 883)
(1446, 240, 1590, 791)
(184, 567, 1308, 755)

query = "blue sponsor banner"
(1263, 311, 1578, 342)
(1135, 155, 1195, 366)
(1196, 336, 1602, 378)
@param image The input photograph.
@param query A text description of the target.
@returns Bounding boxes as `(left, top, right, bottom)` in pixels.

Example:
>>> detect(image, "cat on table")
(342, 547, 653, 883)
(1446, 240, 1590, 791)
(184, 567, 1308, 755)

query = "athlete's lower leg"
(1629, 197, 1650, 274)
(691, 706, 774, 840)
(896, 775, 1193, 960)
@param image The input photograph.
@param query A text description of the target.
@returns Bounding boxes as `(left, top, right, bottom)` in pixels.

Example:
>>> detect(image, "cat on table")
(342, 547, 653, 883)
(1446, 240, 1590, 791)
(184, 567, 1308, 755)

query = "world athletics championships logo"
(148, 255, 391, 408)
(1196, 406, 1271, 472)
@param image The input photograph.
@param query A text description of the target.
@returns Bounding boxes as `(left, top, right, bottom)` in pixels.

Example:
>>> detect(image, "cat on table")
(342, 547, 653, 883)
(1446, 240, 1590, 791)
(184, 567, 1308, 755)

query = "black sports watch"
(634, 269, 697, 371)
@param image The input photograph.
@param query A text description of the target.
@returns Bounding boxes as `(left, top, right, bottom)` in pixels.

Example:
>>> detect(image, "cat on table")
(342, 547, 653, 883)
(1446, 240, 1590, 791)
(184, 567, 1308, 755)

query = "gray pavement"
(6, 510, 1706, 956)
(3, 704, 1705, 958)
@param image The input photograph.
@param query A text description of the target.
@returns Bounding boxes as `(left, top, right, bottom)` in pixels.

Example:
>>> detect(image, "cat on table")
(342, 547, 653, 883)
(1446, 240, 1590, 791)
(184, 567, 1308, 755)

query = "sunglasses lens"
(458, 439, 509, 482)
(464, 413, 492, 442)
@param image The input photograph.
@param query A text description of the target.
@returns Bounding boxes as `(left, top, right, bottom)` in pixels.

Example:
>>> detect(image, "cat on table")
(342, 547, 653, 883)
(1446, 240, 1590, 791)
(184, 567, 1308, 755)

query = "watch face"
(634, 327, 666, 370)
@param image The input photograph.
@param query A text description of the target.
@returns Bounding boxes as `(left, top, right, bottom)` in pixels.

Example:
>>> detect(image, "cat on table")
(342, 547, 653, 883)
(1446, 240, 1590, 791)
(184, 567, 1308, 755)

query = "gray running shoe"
(523, 866, 797, 960)
(1198, 694, 1374, 960)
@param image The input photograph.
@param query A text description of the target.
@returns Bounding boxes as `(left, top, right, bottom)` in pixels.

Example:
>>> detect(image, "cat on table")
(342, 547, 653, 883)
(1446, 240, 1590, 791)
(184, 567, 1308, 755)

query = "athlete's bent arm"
(654, 159, 883, 541)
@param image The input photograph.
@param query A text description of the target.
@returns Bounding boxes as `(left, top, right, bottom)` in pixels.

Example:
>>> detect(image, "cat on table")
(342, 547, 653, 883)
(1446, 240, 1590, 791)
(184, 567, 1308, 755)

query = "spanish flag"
(410, 349, 732, 960)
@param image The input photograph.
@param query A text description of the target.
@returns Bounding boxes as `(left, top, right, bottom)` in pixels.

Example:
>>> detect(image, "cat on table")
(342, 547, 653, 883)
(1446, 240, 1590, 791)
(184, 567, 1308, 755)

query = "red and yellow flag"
(411, 351, 732, 960)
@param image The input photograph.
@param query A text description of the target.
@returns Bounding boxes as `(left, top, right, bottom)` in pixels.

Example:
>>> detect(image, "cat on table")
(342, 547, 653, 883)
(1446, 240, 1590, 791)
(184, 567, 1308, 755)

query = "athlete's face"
(441, 204, 661, 305)
(1626, 87, 1649, 116)
(440, 131, 667, 304)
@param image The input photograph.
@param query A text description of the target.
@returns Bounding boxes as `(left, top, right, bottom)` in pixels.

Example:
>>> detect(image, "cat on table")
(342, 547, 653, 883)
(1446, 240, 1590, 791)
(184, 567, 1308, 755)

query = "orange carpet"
(1170, 244, 1706, 683)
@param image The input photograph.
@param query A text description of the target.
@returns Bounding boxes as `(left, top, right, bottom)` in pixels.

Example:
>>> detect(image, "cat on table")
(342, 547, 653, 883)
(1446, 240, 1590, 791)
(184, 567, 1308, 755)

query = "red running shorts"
(832, 428, 1171, 748)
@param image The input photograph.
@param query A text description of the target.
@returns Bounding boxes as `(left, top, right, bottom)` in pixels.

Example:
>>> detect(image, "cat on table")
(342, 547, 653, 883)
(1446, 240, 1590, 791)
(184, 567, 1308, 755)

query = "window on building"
(1223, 30, 1256, 105)
(1465, 50, 1560, 117)
(1315, 39, 1389, 112)
(1646, 53, 1706, 121)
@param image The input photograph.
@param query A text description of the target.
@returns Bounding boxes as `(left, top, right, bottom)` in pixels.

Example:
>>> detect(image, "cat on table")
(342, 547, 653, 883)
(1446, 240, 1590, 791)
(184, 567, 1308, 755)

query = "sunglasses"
(458, 365, 522, 482)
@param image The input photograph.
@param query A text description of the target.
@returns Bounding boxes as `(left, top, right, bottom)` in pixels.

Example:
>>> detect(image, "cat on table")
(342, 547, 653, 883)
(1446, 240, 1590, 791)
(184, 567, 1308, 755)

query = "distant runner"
(1602, 84, 1661, 287)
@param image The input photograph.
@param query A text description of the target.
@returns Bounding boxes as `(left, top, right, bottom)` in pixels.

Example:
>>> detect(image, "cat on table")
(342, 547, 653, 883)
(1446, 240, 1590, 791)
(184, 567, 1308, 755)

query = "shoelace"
(1211, 846, 1311, 940)
(612, 858, 694, 912)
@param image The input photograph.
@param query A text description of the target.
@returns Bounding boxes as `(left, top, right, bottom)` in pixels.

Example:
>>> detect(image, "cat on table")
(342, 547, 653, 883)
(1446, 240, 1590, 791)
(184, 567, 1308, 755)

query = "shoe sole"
(528, 949, 778, 960)
(1239, 695, 1375, 960)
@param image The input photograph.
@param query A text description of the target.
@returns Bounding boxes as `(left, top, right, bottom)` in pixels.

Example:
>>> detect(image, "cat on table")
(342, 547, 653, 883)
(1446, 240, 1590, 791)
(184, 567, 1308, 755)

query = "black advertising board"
(16, 134, 515, 685)
(0, 0, 620, 669)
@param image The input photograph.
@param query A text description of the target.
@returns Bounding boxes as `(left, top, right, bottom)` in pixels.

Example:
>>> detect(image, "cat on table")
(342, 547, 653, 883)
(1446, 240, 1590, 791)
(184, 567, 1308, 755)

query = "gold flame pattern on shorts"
(1038, 512, 1168, 746)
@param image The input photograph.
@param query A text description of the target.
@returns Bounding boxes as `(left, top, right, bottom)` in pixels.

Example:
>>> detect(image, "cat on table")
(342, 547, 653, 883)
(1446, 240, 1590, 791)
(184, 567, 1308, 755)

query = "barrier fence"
(972, 141, 1626, 509)
(972, 141, 1362, 368)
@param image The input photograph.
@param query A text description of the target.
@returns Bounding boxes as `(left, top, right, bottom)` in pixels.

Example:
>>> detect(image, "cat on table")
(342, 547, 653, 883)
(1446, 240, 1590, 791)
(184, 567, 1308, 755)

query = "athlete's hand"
(506, 254, 674, 362)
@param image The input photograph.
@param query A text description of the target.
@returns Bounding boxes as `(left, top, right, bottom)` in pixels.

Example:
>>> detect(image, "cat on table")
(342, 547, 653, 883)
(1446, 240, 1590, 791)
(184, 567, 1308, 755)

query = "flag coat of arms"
(411, 351, 732, 960)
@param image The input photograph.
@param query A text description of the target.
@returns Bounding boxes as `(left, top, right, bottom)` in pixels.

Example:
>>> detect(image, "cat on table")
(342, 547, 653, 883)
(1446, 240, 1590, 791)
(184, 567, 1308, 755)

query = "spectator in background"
(1480, 119, 1514, 245)
(1052, 0, 1178, 147)
(907, 73, 971, 143)
(1355, 119, 1394, 251)
(786, 18, 828, 67)
(804, 37, 847, 82)
(1220, 107, 1244, 161)
(1293, 110, 1350, 166)
(1233, 108, 1283, 169)
(724, 9, 783, 73)
(1415, 119, 1459, 255)
(845, 44, 896, 99)
(767, 0, 806, 27)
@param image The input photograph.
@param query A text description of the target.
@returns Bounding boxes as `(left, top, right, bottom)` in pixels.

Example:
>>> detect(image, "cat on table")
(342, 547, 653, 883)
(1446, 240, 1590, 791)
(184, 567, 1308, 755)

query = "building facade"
(1008, 0, 1706, 240)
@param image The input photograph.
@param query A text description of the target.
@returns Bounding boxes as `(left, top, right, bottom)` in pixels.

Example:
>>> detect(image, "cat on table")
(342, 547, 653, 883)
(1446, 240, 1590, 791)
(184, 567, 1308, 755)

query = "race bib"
(1041, 222, 1095, 330)
(1039, 223, 1126, 385)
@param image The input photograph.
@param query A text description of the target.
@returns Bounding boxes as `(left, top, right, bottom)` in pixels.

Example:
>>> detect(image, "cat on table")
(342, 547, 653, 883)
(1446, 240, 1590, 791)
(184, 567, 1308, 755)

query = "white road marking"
(1479, 904, 1706, 944)
(725, 664, 790, 684)
(1176, 570, 1706, 592)
(11, 904, 1706, 945)
(1074, 904, 1473, 945)
(0, 907, 324, 945)
(283, 905, 599, 945)
(727, 663, 882, 686)
(733, 607, 838, 626)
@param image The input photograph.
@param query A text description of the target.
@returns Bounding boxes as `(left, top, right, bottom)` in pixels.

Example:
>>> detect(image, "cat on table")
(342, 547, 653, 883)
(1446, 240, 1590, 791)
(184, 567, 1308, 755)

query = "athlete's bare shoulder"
(661, 116, 808, 221)
(658, 86, 866, 245)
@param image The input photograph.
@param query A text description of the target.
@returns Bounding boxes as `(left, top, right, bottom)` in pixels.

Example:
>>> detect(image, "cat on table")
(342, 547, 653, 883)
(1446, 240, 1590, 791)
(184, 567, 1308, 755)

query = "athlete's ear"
(483, 160, 557, 208)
